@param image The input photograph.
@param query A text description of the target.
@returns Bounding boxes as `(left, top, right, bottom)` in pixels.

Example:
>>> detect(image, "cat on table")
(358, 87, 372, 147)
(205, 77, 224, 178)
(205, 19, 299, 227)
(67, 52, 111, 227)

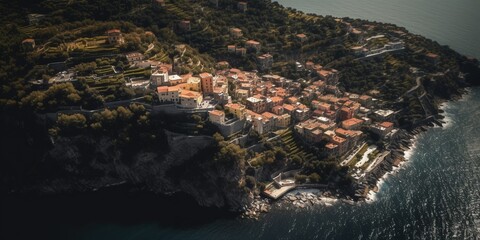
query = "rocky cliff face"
(19, 131, 251, 212)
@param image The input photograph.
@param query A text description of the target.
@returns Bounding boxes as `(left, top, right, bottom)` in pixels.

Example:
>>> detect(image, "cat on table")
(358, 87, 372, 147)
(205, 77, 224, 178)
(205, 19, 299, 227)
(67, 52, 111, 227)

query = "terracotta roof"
(359, 95, 371, 100)
(180, 90, 201, 99)
(379, 121, 394, 128)
(199, 72, 213, 79)
(106, 29, 121, 34)
(168, 86, 180, 91)
(325, 143, 338, 149)
(157, 86, 168, 93)
(217, 61, 229, 66)
(225, 103, 245, 110)
(283, 104, 296, 112)
(332, 135, 346, 144)
(312, 129, 322, 135)
(209, 110, 225, 117)
(261, 112, 277, 119)
(246, 40, 260, 45)
(288, 97, 298, 102)
(426, 52, 439, 58)
(342, 118, 364, 127)
(22, 38, 35, 43)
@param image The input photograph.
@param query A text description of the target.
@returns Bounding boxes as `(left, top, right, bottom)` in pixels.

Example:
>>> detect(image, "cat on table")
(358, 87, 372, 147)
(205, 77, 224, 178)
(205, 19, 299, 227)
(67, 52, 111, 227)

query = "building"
(270, 96, 283, 107)
(246, 96, 267, 114)
(351, 46, 367, 56)
(217, 61, 230, 69)
(374, 109, 395, 121)
(178, 20, 191, 31)
(277, 114, 291, 128)
(177, 77, 201, 92)
(350, 28, 363, 41)
(257, 53, 273, 71)
(225, 103, 246, 120)
(235, 47, 247, 56)
(106, 29, 124, 45)
(125, 52, 144, 64)
(338, 107, 354, 121)
(293, 106, 310, 121)
(22, 38, 35, 50)
(230, 28, 243, 38)
(331, 135, 348, 156)
(317, 69, 339, 85)
(358, 95, 373, 107)
(296, 33, 307, 42)
(246, 40, 261, 52)
(426, 52, 440, 65)
(151, 71, 169, 87)
(306, 129, 323, 143)
(27, 13, 46, 25)
(209, 110, 225, 124)
(237, 1, 247, 12)
(228, 45, 236, 53)
(179, 90, 203, 108)
(335, 128, 363, 149)
(199, 72, 214, 94)
(157, 86, 180, 103)
(168, 74, 183, 86)
(341, 118, 364, 130)
(272, 106, 284, 115)
(294, 119, 324, 143)
(235, 89, 250, 99)
(371, 121, 394, 138)
(325, 143, 339, 157)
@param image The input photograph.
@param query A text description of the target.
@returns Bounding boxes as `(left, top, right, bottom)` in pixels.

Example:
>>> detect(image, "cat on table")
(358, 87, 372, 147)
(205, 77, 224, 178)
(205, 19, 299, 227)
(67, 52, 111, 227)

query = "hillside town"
(21, 24, 404, 202)
(146, 53, 401, 200)
(8, 0, 478, 219)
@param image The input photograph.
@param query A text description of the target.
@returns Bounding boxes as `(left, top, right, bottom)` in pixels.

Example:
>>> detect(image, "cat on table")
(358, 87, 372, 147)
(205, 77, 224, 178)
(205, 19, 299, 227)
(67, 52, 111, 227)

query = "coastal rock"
(13, 131, 251, 212)
(288, 196, 297, 201)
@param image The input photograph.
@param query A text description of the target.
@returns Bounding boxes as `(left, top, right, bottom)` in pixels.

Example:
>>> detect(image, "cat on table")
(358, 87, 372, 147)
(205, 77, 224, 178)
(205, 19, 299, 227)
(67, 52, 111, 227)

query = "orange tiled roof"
(157, 86, 168, 93)
(106, 29, 121, 34)
(180, 90, 201, 99)
(379, 121, 394, 128)
(199, 72, 212, 79)
(209, 110, 225, 117)
(342, 118, 364, 127)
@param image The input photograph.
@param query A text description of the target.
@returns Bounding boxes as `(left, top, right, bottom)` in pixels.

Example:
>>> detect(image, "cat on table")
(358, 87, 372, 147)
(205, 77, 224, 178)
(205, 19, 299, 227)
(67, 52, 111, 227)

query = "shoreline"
(244, 88, 475, 219)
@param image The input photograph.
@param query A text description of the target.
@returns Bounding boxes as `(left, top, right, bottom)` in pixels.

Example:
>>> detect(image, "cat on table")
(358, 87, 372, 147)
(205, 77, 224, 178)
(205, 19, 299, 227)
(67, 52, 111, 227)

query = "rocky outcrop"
(14, 130, 251, 212)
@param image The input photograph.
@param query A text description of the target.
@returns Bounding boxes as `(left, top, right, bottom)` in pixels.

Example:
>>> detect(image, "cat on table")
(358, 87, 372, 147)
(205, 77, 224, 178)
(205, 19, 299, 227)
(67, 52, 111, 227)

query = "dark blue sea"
(2, 0, 480, 239)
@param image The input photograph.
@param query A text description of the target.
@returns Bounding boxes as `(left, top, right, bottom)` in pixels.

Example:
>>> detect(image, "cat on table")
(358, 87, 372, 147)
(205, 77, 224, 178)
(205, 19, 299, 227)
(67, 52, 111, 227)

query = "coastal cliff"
(4, 129, 251, 212)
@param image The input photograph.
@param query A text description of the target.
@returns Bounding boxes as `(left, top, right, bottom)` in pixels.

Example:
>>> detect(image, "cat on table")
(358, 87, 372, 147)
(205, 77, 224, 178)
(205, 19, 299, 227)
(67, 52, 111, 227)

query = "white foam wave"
(403, 134, 420, 161)
(458, 87, 473, 102)
(366, 134, 421, 202)
(437, 102, 454, 129)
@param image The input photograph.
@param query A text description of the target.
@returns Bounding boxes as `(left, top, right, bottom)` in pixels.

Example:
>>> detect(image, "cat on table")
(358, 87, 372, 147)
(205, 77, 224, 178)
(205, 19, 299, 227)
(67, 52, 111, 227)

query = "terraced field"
(279, 129, 319, 163)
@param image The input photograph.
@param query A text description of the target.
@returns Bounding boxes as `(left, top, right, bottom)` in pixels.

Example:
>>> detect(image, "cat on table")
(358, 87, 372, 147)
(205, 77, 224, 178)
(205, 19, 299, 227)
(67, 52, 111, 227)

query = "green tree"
(57, 113, 87, 131)
(309, 173, 321, 183)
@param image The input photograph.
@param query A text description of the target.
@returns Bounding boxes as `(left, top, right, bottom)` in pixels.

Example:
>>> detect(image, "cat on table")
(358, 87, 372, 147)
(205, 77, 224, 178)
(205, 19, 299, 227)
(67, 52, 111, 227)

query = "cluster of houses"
(152, 68, 229, 109)
(205, 61, 397, 161)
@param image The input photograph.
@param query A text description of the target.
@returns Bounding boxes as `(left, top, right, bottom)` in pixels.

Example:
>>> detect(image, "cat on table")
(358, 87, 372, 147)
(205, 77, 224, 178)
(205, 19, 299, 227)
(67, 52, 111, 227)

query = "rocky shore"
(242, 196, 271, 219)
(357, 89, 476, 201)
(243, 99, 459, 220)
